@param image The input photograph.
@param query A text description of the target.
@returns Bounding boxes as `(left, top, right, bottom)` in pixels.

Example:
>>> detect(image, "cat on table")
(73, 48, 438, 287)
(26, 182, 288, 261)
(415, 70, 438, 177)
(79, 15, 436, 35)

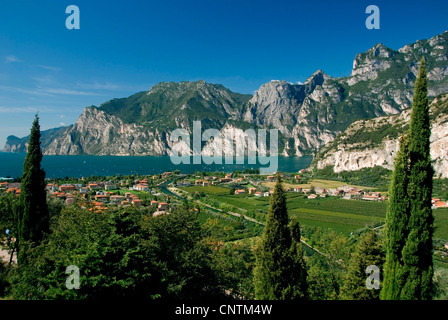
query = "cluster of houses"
(229, 183, 389, 202)
(45, 181, 150, 211)
(188, 174, 255, 187)
(287, 185, 387, 202)
(432, 198, 448, 209)
(1, 182, 21, 196)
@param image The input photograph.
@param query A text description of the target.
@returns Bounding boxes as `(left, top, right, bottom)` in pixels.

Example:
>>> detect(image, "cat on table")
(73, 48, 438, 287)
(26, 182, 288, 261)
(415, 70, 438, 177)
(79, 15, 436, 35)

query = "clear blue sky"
(0, 0, 447, 147)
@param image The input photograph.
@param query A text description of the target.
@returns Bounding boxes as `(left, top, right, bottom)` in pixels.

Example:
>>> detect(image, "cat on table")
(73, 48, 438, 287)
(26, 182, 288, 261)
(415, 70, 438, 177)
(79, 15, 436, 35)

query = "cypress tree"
(340, 230, 384, 300)
(17, 115, 50, 259)
(401, 58, 434, 299)
(381, 58, 434, 300)
(380, 135, 411, 299)
(253, 174, 307, 300)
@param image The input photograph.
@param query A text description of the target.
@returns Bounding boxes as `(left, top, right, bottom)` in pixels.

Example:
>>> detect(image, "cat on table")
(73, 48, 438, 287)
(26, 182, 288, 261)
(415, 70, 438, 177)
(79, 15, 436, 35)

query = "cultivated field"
(180, 185, 448, 240)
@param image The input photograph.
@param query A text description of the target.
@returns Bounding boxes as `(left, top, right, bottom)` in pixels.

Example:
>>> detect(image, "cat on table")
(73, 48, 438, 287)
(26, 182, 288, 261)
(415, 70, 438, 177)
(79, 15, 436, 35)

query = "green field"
(434, 208, 448, 241)
(196, 207, 262, 241)
(181, 185, 448, 240)
(209, 194, 270, 211)
(180, 186, 229, 195)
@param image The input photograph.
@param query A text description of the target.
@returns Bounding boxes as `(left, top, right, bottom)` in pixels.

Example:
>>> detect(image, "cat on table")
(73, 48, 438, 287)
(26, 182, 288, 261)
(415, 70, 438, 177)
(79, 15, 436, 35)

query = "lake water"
(0, 152, 313, 179)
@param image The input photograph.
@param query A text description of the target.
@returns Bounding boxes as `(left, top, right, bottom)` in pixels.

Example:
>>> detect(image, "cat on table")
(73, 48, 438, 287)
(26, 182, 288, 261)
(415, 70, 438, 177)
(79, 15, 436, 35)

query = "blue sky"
(0, 0, 447, 147)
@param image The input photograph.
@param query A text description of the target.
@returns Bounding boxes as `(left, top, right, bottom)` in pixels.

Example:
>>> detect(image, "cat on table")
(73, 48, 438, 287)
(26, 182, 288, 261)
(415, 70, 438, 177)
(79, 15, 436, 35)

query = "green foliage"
(313, 165, 392, 190)
(9, 204, 220, 300)
(17, 115, 50, 262)
(210, 241, 256, 299)
(433, 264, 448, 300)
(253, 176, 307, 300)
(98, 81, 251, 131)
(339, 230, 384, 300)
(306, 254, 343, 300)
(381, 59, 434, 300)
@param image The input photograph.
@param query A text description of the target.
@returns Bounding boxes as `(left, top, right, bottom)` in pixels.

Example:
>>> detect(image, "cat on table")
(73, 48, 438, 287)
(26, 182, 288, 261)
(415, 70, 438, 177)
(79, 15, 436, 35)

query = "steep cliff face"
(242, 71, 345, 156)
(311, 94, 448, 178)
(3, 126, 72, 153)
(4, 31, 448, 160)
(44, 107, 172, 156)
(240, 31, 448, 155)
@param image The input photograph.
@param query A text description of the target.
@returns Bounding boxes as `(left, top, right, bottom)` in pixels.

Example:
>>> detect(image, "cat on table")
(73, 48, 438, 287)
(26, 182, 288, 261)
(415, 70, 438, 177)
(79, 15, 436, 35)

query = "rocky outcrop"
(311, 94, 448, 178)
(44, 107, 173, 156)
(242, 71, 344, 155)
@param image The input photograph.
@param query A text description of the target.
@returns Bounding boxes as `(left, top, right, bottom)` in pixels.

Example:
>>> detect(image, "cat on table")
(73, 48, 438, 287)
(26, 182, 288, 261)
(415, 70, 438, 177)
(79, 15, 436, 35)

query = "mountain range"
(4, 31, 448, 175)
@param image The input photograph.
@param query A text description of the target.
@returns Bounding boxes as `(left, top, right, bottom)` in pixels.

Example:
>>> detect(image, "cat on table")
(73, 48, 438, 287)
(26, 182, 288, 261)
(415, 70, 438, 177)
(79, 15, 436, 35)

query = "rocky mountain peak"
(305, 69, 331, 87)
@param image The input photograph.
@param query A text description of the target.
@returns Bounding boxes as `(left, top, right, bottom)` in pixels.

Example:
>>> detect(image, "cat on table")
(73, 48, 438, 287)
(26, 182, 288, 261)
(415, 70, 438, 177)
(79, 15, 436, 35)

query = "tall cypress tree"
(381, 58, 434, 300)
(253, 174, 307, 300)
(380, 135, 411, 299)
(401, 58, 434, 299)
(17, 115, 50, 258)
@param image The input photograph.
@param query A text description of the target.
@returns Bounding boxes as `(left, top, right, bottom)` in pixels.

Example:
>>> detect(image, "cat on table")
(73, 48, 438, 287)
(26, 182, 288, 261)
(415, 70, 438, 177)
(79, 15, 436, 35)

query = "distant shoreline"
(0, 153, 313, 179)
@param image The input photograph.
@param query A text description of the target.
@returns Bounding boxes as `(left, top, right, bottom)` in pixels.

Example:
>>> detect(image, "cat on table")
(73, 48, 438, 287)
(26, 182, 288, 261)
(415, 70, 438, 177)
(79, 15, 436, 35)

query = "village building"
(132, 199, 142, 206)
(94, 194, 108, 203)
(235, 189, 245, 195)
(134, 184, 149, 192)
(6, 188, 20, 196)
(177, 181, 191, 187)
(362, 194, 380, 201)
(153, 210, 170, 217)
(343, 194, 352, 200)
(433, 200, 448, 208)
(79, 187, 88, 194)
(0, 182, 9, 189)
(87, 183, 100, 190)
(158, 202, 169, 212)
(248, 187, 257, 194)
(110, 195, 126, 202)
(314, 187, 327, 195)
(59, 184, 75, 192)
(104, 184, 117, 191)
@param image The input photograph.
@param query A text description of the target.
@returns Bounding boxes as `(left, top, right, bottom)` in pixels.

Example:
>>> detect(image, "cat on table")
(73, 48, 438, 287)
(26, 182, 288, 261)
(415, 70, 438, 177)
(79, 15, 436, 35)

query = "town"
(2, 169, 448, 213)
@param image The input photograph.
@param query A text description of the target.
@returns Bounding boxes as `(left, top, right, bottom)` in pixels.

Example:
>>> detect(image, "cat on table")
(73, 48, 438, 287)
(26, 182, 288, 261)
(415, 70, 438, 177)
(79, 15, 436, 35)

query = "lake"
(0, 152, 313, 179)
